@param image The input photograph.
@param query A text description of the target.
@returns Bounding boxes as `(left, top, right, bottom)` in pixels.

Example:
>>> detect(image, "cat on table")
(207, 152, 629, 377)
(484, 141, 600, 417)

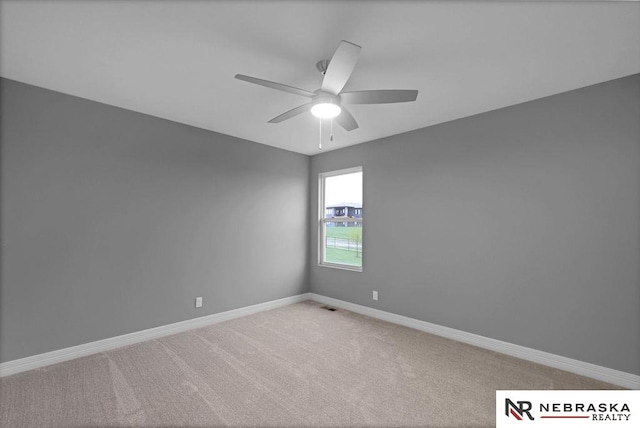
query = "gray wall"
(3, 75, 639, 376)
(309, 75, 640, 375)
(0, 78, 309, 363)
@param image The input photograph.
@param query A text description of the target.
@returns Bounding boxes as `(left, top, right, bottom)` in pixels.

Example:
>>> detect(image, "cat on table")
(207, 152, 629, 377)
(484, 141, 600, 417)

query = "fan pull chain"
(330, 118, 334, 142)
(318, 118, 322, 150)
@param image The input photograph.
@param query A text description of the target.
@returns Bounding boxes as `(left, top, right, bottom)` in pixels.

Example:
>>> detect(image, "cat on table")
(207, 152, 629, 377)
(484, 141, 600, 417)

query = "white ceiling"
(1, 1, 639, 156)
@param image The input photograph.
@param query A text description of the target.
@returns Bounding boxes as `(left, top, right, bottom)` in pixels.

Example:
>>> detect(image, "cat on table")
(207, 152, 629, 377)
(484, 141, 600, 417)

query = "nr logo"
(505, 398, 534, 421)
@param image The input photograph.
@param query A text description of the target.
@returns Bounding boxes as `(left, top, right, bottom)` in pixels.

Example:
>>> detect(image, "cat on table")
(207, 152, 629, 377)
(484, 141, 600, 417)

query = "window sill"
(318, 262, 362, 272)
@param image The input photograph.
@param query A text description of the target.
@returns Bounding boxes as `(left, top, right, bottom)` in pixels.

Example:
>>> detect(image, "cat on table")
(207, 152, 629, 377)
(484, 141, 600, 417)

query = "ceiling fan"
(235, 40, 419, 132)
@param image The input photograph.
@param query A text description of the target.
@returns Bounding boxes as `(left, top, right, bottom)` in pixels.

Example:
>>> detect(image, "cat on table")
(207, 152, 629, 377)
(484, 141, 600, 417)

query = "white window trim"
(318, 166, 363, 272)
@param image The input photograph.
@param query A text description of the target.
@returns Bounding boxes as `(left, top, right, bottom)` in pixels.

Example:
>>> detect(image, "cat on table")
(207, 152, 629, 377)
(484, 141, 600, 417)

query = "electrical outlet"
(372, 291, 378, 301)
(195, 297, 203, 308)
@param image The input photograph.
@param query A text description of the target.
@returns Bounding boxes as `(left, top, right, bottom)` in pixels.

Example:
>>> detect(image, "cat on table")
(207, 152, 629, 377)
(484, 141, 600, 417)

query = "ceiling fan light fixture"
(311, 102, 341, 119)
(311, 101, 341, 119)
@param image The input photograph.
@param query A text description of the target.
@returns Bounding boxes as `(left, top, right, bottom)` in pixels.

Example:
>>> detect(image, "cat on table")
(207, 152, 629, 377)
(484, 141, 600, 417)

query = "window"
(319, 167, 363, 271)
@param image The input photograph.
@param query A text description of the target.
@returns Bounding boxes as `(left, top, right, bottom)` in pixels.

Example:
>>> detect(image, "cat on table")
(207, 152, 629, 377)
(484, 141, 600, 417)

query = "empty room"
(1, 1, 639, 427)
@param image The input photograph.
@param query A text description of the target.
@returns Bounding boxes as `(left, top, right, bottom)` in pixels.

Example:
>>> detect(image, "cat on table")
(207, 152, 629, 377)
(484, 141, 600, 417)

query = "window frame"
(318, 166, 363, 272)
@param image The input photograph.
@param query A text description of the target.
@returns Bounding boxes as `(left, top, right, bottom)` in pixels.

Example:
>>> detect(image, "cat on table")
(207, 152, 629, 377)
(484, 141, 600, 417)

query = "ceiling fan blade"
(268, 103, 312, 123)
(335, 106, 359, 131)
(340, 90, 419, 104)
(321, 41, 362, 96)
(235, 74, 315, 98)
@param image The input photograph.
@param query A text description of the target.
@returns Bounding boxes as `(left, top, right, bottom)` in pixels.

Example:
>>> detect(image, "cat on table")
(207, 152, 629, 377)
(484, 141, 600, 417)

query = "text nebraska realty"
(507, 398, 632, 421)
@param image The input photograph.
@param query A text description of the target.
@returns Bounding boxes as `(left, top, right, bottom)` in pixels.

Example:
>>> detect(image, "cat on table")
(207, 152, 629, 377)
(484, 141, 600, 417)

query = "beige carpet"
(0, 301, 620, 427)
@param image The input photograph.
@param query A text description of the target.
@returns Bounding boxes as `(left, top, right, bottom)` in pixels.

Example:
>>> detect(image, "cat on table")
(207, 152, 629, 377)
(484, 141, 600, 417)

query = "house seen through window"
(319, 167, 363, 271)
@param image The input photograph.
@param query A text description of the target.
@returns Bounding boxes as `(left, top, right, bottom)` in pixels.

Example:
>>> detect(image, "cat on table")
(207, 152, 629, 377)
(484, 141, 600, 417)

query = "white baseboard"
(0, 293, 311, 377)
(3, 291, 638, 389)
(308, 293, 639, 390)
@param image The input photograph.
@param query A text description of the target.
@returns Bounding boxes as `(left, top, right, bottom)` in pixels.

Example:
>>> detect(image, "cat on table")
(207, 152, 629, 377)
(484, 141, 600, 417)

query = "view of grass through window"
(322, 169, 363, 269)
(325, 225, 362, 267)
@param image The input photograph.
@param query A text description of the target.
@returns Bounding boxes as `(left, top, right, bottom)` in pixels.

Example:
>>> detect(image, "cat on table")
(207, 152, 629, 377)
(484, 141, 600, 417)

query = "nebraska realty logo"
(496, 391, 640, 427)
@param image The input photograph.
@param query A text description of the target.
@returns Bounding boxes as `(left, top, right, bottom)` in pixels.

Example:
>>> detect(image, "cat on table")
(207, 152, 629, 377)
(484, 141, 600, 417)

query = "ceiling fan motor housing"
(313, 93, 339, 106)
